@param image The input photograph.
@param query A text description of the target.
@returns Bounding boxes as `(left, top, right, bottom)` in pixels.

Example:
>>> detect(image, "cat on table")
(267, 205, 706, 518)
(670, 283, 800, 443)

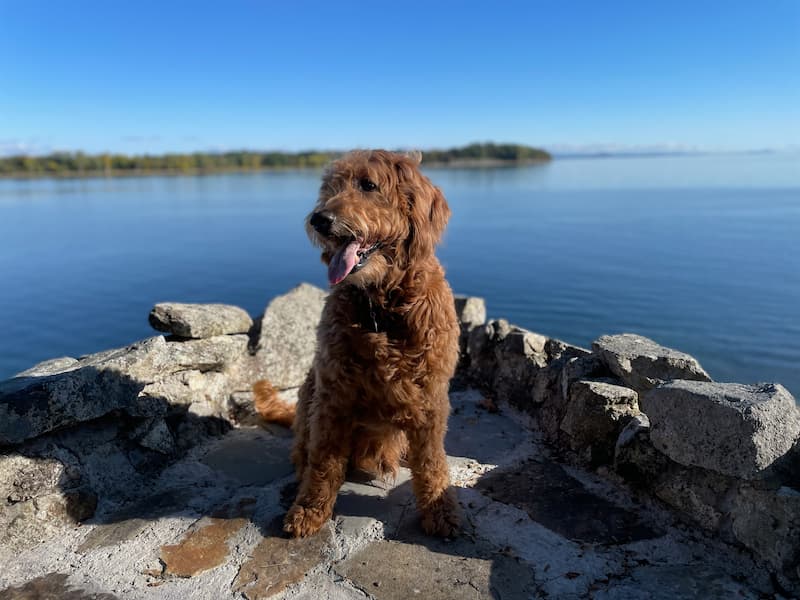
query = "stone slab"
(149, 302, 253, 339)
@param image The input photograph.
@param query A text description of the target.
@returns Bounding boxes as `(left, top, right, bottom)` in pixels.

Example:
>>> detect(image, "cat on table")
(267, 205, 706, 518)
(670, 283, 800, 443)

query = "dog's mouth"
(327, 238, 381, 286)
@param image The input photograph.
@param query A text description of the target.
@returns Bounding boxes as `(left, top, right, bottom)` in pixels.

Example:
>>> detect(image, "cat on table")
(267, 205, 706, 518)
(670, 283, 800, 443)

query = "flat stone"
(446, 389, 526, 464)
(77, 518, 150, 553)
(139, 370, 228, 410)
(592, 564, 760, 599)
(642, 380, 800, 479)
(0, 573, 118, 600)
(336, 539, 537, 600)
(335, 470, 414, 544)
(255, 283, 326, 389)
(233, 521, 334, 599)
(593, 333, 711, 392)
(14, 357, 80, 378)
(200, 428, 292, 486)
(476, 460, 660, 544)
(162, 334, 248, 373)
(288, 574, 365, 600)
(160, 516, 248, 577)
(0, 454, 70, 503)
(149, 302, 253, 339)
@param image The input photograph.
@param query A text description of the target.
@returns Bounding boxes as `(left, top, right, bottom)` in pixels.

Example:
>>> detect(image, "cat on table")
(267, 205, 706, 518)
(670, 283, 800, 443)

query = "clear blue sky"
(1, 0, 798, 155)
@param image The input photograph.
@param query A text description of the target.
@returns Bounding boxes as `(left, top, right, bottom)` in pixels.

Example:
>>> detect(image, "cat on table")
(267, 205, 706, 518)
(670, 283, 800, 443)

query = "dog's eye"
(358, 178, 378, 193)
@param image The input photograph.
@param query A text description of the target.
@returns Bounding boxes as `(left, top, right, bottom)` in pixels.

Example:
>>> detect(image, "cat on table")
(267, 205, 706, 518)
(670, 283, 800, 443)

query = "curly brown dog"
(254, 149, 460, 538)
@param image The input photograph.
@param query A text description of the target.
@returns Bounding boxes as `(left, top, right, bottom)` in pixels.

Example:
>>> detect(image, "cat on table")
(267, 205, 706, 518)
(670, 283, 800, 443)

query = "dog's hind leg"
(405, 395, 460, 537)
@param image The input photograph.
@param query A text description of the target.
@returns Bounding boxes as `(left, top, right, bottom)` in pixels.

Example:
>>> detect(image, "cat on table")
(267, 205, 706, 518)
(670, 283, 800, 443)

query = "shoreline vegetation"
(0, 143, 551, 179)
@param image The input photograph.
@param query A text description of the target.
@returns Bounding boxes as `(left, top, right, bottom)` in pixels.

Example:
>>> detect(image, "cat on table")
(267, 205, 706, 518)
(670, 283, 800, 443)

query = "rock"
(466, 319, 513, 386)
(131, 418, 175, 454)
(492, 326, 549, 410)
(614, 414, 671, 484)
(162, 335, 249, 373)
(233, 523, 334, 599)
(453, 295, 486, 329)
(729, 485, 800, 575)
(255, 283, 326, 389)
(14, 357, 80, 378)
(592, 334, 711, 393)
(139, 370, 228, 417)
(160, 516, 249, 577)
(199, 428, 293, 486)
(652, 465, 734, 531)
(149, 302, 253, 339)
(335, 539, 537, 600)
(0, 455, 96, 554)
(642, 381, 800, 480)
(454, 295, 487, 359)
(0, 573, 119, 600)
(560, 380, 639, 464)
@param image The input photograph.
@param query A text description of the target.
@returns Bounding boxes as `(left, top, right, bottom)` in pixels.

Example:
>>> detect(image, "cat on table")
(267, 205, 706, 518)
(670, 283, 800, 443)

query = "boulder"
(642, 381, 800, 480)
(560, 379, 639, 464)
(592, 334, 711, 393)
(149, 302, 253, 339)
(254, 283, 326, 389)
(492, 326, 549, 409)
(614, 414, 670, 484)
(15, 357, 80, 378)
(453, 295, 487, 359)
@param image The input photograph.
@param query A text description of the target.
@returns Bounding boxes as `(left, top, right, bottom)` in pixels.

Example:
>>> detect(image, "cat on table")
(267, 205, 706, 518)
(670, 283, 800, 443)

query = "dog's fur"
(254, 149, 460, 538)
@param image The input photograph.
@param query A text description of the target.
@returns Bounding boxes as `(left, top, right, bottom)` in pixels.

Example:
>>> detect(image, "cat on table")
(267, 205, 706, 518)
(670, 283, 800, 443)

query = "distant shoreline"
(0, 158, 553, 181)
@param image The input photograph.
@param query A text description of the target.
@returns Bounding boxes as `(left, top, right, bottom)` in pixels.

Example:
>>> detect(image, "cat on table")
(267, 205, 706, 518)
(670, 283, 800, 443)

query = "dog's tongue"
(328, 240, 361, 285)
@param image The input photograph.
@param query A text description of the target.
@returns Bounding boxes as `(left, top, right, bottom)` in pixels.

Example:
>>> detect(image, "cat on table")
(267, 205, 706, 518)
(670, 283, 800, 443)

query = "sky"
(0, 0, 798, 156)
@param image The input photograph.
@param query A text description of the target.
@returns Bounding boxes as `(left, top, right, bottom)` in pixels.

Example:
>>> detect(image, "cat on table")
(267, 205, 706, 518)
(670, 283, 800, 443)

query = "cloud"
(0, 139, 53, 157)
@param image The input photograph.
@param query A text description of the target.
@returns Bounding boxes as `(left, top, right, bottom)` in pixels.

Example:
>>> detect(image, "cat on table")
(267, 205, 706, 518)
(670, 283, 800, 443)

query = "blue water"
(1, 154, 799, 396)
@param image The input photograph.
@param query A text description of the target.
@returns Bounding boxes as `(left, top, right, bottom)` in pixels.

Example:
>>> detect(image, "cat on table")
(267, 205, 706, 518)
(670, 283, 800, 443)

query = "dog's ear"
(404, 150, 423, 166)
(400, 162, 451, 261)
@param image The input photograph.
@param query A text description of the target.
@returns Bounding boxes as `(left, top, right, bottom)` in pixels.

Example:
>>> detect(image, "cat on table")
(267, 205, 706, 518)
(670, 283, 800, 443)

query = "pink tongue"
(328, 241, 361, 285)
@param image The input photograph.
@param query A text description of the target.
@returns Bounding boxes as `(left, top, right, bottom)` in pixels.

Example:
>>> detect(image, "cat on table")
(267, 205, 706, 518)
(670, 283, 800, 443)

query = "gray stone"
(149, 302, 253, 339)
(132, 418, 175, 454)
(642, 380, 800, 479)
(0, 454, 71, 503)
(0, 573, 119, 600)
(492, 326, 549, 409)
(255, 283, 325, 389)
(453, 295, 486, 329)
(139, 369, 228, 416)
(560, 379, 639, 463)
(593, 333, 711, 392)
(200, 428, 293, 486)
(475, 459, 660, 544)
(336, 539, 537, 600)
(14, 357, 80, 378)
(162, 334, 248, 373)
(614, 414, 671, 484)
(729, 485, 800, 573)
(652, 465, 735, 531)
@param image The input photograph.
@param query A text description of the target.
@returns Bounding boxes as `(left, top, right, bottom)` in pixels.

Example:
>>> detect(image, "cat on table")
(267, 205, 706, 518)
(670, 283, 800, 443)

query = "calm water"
(1, 154, 799, 396)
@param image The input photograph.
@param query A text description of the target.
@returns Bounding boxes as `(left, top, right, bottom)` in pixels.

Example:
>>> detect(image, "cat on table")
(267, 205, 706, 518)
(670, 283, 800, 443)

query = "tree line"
(0, 143, 551, 177)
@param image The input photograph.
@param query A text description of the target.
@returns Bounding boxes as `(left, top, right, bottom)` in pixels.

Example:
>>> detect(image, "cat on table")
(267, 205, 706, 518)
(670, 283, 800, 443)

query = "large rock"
(560, 379, 639, 464)
(614, 414, 670, 484)
(491, 326, 549, 409)
(453, 295, 486, 330)
(149, 302, 253, 339)
(642, 381, 800, 480)
(255, 283, 326, 389)
(592, 334, 711, 393)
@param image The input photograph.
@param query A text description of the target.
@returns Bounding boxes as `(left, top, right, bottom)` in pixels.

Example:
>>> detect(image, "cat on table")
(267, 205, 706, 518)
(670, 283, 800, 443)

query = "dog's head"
(306, 150, 450, 287)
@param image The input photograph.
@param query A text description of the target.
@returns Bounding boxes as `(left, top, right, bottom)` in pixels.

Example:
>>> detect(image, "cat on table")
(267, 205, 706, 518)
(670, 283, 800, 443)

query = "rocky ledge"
(1, 284, 799, 599)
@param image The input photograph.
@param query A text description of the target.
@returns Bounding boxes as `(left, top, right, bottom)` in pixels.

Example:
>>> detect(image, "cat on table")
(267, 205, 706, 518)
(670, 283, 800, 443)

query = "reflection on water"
(1, 153, 799, 396)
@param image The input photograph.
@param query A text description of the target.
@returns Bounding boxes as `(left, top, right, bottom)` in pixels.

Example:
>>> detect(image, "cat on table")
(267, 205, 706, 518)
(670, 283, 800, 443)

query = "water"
(1, 153, 798, 396)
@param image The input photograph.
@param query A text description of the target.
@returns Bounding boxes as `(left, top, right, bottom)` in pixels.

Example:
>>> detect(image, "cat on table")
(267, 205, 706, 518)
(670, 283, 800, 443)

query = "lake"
(1, 153, 799, 397)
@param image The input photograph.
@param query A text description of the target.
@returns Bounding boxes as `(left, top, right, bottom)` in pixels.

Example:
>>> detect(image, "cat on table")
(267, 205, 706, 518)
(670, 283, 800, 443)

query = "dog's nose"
(310, 211, 334, 235)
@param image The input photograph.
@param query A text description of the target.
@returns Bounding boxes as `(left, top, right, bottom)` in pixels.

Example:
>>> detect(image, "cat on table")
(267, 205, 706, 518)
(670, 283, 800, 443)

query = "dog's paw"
(419, 489, 460, 538)
(283, 504, 328, 538)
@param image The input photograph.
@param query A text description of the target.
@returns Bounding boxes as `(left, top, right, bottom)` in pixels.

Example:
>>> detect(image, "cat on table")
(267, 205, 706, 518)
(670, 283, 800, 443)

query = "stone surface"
(614, 414, 671, 484)
(652, 465, 734, 531)
(133, 418, 175, 454)
(642, 380, 800, 479)
(476, 460, 660, 544)
(453, 295, 486, 329)
(160, 516, 248, 577)
(14, 357, 80, 378)
(0, 573, 118, 600)
(560, 379, 639, 463)
(149, 302, 253, 339)
(233, 522, 334, 599)
(0, 454, 70, 503)
(729, 485, 800, 573)
(593, 333, 711, 392)
(336, 539, 537, 600)
(200, 428, 293, 486)
(255, 283, 325, 389)
(139, 370, 228, 412)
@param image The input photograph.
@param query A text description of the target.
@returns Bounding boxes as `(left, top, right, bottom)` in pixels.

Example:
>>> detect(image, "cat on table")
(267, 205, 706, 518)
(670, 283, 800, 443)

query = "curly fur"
(254, 149, 460, 537)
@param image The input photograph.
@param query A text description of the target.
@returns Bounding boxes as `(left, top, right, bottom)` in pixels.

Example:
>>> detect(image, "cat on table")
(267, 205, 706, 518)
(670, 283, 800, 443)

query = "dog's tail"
(253, 379, 295, 428)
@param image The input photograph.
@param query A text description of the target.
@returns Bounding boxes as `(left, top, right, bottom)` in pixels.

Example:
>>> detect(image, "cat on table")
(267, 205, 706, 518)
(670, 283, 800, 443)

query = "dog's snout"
(310, 211, 334, 235)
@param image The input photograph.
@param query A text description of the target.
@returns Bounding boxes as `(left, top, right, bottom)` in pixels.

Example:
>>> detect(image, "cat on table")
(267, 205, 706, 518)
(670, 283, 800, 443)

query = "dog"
(254, 149, 460, 538)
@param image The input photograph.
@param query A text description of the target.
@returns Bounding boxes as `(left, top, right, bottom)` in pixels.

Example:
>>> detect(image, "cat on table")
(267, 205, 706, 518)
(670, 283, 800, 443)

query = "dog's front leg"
(284, 411, 350, 538)
(406, 409, 460, 537)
